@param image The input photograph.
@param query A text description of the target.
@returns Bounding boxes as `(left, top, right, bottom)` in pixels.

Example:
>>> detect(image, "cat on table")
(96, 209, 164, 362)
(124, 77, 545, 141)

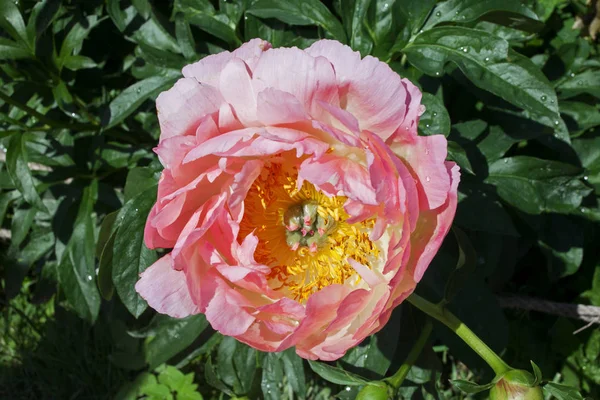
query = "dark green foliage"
(1, 0, 598, 399)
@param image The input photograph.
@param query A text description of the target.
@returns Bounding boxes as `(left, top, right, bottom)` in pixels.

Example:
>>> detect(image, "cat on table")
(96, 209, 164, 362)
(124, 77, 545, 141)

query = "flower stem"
(386, 318, 433, 390)
(406, 293, 511, 376)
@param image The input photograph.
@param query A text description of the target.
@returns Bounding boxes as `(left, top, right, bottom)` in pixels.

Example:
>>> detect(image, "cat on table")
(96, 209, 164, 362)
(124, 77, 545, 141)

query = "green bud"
(356, 383, 389, 400)
(490, 370, 543, 400)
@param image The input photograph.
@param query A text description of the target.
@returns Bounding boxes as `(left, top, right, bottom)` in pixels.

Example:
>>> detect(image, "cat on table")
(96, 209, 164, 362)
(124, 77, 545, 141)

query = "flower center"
(239, 160, 379, 302)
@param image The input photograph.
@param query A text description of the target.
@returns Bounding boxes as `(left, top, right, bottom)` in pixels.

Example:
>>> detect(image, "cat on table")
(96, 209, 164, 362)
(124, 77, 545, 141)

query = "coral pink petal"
(412, 162, 460, 282)
(135, 254, 199, 318)
(219, 58, 258, 125)
(182, 38, 271, 86)
(392, 135, 451, 210)
(204, 278, 255, 336)
(156, 78, 223, 142)
(307, 40, 410, 139)
(299, 155, 377, 205)
(251, 47, 339, 117)
(257, 88, 309, 125)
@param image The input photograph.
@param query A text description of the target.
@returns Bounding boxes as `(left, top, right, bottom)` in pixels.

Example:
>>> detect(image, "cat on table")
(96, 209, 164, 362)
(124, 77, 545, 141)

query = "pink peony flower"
(136, 39, 460, 361)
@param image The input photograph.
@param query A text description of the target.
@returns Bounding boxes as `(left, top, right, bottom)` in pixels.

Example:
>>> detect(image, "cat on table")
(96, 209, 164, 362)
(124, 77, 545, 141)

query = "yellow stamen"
(239, 160, 379, 302)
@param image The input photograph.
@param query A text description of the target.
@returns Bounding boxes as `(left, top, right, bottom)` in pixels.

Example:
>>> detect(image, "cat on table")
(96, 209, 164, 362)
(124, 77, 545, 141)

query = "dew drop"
(383, 3, 389, 10)
(435, 71, 441, 76)
(484, 57, 490, 62)
(435, 11, 441, 17)
(577, 81, 584, 86)
(583, 175, 589, 181)
(425, 124, 430, 128)
(345, 387, 352, 392)
(425, 176, 431, 182)
(462, 47, 468, 53)
(540, 95, 547, 101)
(455, 10, 459, 15)
(433, 112, 438, 116)
(580, 207, 586, 213)
(134, 208, 139, 212)
(70, 112, 76, 117)
(569, 72, 575, 77)
(461, 15, 466, 20)
(87, 275, 93, 281)
(504, 159, 509, 163)
(554, 120, 560, 125)
(136, 87, 142, 93)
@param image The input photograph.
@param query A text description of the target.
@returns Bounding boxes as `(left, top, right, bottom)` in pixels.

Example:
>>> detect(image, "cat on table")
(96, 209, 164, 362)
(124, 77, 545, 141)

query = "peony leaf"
(422, 0, 543, 33)
(247, 0, 346, 43)
(451, 379, 494, 394)
(6, 133, 47, 212)
(112, 186, 157, 318)
(543, 382, 584, 400)
(404, 27, 568, 142)
(419, 93, 451, 137)
(102, 71, 180, 129)
(308, 360, 370, 386)
(56, 181, 101, 323)
(144, 314, 209, 369)
(486, 156, 591, 214)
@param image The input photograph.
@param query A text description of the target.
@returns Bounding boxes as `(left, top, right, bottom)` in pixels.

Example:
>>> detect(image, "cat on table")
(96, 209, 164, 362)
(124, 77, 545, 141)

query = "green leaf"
(0, 0, 32, 51)
(145, 314, 209, 369)
(63, 55, 97, 71)
(205, 357, 234, 396)
(57, 15, 99, 71)
(486, 156, 591, 214)
(447, 141, 474, 174)
(0, 37, 31, 60)
(133, 18, 181, 53)
(423, 0, 542, 32)
(543, 382, 584, 400)
(308, 360, 370, 386)
(560, 101, 600, 133)
(96, 211, 119, 301)
(6, 133, 47, 212)
(57, 181, 101, 323)
(157, 365, 186, 392)
(10, 206, 36, 247)
(393, 0, 437, 35)
(247, 0, 346, 43)
(404, 27, 565, 141)
(175, 13, 196, 60)
(456, 181, 519, 236)
(419, 93, 451, 137)
(281, 348, 306, 398)
(338, 0, 373, 56)
(103, 71, 180, 129)
(557, 69, 600, 100)
(124, 167, 160, 202)
(112, 186, 157, 317)
(174, 0, 241, 46)
(531, 361, 543, 386)
(444, 227, 477, 302)
(451, 379, 494, 394)
(262, 353, 284, 400)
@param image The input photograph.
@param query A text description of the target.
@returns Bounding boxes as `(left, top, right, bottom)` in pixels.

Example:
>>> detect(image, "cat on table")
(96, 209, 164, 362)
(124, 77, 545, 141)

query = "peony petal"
(251, 47, 339, 118)
(182, 38, 271, 86)
(156, 78, 223, 142)
(307, 40, 412, 140)
(391, 135, 451, 210)
(299, 155, 377, 205)
(257, 88, 309, 125)
(205, 279, 255, 336)
(411, 162, 460, 282)
(135, 254, 199, 318)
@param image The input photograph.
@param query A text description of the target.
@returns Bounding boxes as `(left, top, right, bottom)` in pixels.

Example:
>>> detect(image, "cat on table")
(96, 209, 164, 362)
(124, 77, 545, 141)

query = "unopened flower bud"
(356, 383, 389, 400)
(490, 370, 543, 400)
